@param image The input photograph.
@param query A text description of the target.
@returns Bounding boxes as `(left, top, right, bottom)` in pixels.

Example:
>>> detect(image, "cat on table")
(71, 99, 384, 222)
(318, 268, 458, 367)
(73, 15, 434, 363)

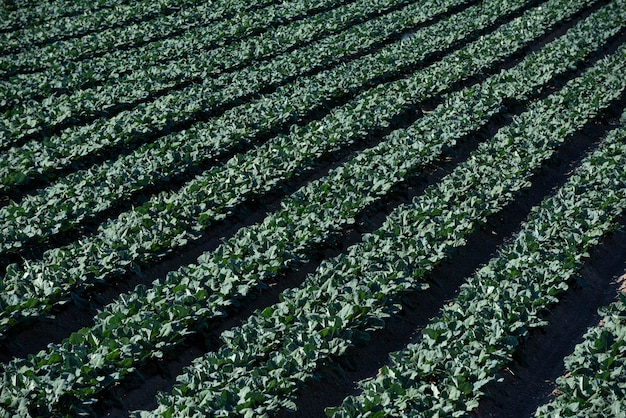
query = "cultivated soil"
(1, 1, 625, 416)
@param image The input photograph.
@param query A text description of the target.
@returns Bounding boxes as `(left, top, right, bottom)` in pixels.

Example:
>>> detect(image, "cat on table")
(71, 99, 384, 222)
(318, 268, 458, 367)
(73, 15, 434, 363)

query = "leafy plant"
(2, 14, 624, 414)
(535, 293, 626, 417)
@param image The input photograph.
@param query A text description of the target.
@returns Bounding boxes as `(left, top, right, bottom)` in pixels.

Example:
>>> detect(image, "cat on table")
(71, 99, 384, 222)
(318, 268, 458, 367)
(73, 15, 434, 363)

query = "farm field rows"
(0, 0, 625, 416)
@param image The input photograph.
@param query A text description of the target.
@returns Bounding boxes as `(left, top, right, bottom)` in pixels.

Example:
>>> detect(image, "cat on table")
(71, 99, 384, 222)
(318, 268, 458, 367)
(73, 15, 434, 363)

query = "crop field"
(1, 0, 626, 416)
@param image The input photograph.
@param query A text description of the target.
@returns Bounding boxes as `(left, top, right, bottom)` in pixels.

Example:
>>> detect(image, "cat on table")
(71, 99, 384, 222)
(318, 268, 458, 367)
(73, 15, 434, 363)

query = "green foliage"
(0, 0, 343, 78)
(0, 0, 469, 250)
(0, 0, 132, 33)
(535, 294, 626, 417)
(0, 0, 422, 147)
(0, 0, 265, 56)
(329, 110, 626, 417)
(1, 0, 625, 416)
(2, 0, 577, 336)
(147, 27, 626, 418)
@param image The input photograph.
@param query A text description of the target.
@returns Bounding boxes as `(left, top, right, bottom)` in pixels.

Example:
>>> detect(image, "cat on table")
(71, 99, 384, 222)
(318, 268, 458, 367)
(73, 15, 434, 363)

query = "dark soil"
(1, 0, 625, 417)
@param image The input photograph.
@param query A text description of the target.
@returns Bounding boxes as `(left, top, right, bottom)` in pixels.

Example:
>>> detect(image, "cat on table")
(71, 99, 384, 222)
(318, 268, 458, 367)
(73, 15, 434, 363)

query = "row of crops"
(1, 0, 625, 416)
